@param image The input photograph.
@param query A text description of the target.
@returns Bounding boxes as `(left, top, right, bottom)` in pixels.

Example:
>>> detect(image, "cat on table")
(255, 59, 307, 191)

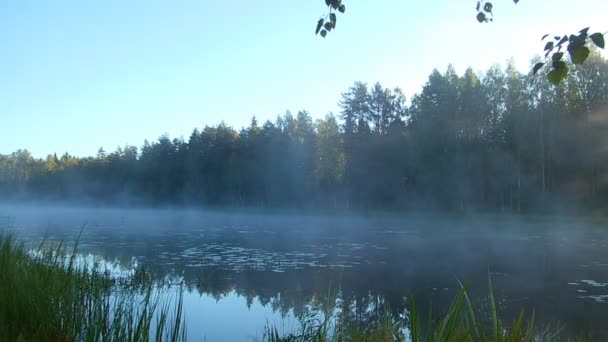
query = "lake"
(2, 205, 608, 340)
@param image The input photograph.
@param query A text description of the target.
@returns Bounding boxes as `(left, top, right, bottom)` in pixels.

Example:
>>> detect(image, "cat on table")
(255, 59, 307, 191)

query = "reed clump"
(0, 233, 186, 342)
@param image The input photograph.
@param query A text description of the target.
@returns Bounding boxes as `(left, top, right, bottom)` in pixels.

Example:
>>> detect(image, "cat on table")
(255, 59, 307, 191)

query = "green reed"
(0, 233, 186, 342)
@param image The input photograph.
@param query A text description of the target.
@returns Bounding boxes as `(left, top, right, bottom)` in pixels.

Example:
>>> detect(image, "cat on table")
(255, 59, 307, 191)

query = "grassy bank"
(0, 233, 185, 342)
(0, 232, 571, 341)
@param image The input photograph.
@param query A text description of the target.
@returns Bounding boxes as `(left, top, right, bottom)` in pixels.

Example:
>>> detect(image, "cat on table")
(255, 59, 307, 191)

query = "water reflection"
(3, 206, 608, 339)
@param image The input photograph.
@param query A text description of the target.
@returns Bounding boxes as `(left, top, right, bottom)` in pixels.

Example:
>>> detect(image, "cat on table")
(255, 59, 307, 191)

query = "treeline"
(2, 51, 608, 213)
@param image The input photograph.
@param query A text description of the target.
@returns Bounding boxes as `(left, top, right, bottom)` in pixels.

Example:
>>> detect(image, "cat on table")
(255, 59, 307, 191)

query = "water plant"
(262, 275, 564, 342)
(0, 233, 186, 342)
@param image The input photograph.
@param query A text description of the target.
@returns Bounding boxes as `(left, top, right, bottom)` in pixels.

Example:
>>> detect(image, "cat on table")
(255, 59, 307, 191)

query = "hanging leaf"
(315, 19, 324, 35)
(590, 33, 605, 49)
(570, 46, 590, 65)
(484, 2, 493, 12)
(553, 60, 568, 72)
(476, 12, 486, 23)
(320, 29, 327, 38)
(547, 70, 563, 85)
(551, 52, 563, 63)
(338, 4, 346, 13)
(532, 63, 545, 75)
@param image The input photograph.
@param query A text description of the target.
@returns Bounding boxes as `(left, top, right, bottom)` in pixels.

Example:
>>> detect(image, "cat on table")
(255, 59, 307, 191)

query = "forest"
(2, 50, 608, 213)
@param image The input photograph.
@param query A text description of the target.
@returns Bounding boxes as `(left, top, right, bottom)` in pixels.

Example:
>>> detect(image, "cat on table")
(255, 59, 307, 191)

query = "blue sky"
(1, 0, 606, 158)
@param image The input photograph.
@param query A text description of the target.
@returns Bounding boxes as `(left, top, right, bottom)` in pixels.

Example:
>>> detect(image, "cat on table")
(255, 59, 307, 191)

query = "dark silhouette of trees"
(2, 51, 608, 213)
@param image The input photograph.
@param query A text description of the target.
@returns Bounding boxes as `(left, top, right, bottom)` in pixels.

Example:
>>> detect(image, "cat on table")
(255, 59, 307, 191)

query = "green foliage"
(590, 33, 605, 49)
(532, 62, 545, 74)
(317, 1, 606, 85)
(475, 1, 504, 23)
(0, 233, 186, 342)
(475, 3, 605, 85)
(533, 27, 605, 84)
(316, 0, 344, 38)
(2, 52, 608, 212)
(405, 276, 565, 342)
(315, 114, 345, 192)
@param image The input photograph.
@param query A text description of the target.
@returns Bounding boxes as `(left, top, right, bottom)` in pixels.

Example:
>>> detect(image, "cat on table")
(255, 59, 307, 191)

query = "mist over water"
(2, 203, 608, 340)
(2, 1, 608, 340)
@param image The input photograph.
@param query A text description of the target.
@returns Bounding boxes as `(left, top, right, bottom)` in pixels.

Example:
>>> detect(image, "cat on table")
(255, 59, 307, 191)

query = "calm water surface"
(2, 205, 608, 340)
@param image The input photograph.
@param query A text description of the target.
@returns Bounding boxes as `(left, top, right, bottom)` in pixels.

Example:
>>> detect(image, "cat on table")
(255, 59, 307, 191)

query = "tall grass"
(263, 276, 565, 342)
(407, 275, 563, 342)
(0, 233, 186, 342)
(0, 229, 569, 342)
